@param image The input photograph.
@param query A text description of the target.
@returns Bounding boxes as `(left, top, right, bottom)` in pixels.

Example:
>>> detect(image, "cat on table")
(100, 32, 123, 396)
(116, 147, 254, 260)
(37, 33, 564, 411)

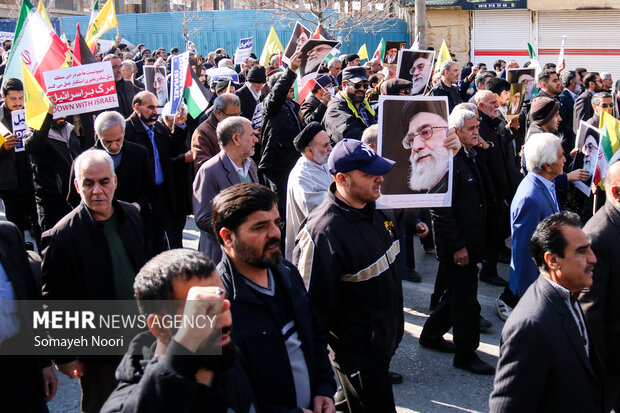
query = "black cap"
(247, 66, 266, 84)
(380, 79, 412, 95)
(294, 122, 326, 152)
(342, 66, 367, 83)
(346, 54, 360, 63)
(215, 79, 233, 94)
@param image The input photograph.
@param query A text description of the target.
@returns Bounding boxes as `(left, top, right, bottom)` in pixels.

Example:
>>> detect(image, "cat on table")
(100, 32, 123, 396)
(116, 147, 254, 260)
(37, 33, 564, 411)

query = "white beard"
(411, 76, 426, 95)
(408, 146, 450, 191)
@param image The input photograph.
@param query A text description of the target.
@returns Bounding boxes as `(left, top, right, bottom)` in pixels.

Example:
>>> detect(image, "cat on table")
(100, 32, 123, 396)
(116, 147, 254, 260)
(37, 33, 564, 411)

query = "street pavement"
(6, 210, 507, 413)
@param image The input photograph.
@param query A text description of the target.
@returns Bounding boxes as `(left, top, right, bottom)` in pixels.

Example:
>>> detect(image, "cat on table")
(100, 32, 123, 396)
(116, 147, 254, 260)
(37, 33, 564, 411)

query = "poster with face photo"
(573, 121, 601, 196)
(376, 95, 453, 209)
(506, 82, 526, 120)
(144, 65, 168, 108)
(396, 50, 435, 96)
(383, 41, 407, 66)
(282, 22, 311, 66)
(507, 68, 536, 102)
(299, 39, 339, 78)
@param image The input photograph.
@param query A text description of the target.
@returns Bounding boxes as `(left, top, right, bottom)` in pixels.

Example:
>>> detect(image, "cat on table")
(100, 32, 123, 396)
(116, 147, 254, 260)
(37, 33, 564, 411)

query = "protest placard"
(376, 95, 453, 208)
(205, 67, 239, 83)
(282, 22, 311, 66)
(144, 65, 168, 109)
(10, 109, 26, 152)
(506, 83, 526, 120)
(299, 39, 339, 79)
(397, 50, 435, 96)
(43, 61, 118, 118)
(384, 41, 407, 65)
(507, 68, 536, 101)
(169, 52, 190, 113)
(234, 37, 253, 65)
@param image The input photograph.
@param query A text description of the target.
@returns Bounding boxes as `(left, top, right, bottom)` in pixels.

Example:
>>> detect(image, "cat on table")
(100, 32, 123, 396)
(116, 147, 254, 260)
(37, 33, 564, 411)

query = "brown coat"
(191, 113, 220, 169)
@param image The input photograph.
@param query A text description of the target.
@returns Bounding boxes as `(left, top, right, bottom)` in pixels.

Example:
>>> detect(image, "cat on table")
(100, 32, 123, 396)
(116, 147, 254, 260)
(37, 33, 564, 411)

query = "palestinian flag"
(184, 67, 210, 119)
(372, 38, 386, 62)
(1, 0, 69, 88)
(73, 23, 97, 66)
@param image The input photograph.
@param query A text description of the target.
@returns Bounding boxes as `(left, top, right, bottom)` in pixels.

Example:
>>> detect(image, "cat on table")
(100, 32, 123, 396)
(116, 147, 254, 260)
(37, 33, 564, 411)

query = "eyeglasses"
(402, 126, 447, 149)
(112, 65, 122, 70)
(599, 103, 614, 108)
(399, 89, 411, 95)
(352, 81, 369, 89)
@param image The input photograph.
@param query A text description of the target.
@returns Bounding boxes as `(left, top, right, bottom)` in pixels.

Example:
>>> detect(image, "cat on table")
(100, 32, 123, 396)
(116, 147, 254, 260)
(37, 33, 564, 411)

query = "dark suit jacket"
(124, 113, 187, 213)
(192, 151, 258, 248)
(490, 276, 603, 413)
(580, 201, 620, 376)
(558, 89, 576, 153)
(0, 222, 49, 412)
(574, 90, 594, 134)
(235, 84, 267, 121)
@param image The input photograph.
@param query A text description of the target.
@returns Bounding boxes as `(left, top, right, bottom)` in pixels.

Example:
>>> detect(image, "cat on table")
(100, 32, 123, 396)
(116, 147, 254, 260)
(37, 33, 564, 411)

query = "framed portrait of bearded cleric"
(299, 39, 340, 79)
(507, 67, 536, 102)
(282, 21, 311, 66)
(396, 50, 436, 96)
(376, 95, 453, 209)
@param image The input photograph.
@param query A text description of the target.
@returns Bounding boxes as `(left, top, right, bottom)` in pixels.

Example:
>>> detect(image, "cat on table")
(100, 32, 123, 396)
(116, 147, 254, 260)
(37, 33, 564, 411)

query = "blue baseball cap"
(328, 139, 395, 175)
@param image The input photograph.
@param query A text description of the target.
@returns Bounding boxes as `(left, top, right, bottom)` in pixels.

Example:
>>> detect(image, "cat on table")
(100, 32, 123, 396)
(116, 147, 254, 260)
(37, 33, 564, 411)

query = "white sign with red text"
(43, 61, 118, 118)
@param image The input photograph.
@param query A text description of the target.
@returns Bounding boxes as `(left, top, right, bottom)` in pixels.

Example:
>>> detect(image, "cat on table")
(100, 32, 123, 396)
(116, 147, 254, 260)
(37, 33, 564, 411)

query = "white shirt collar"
(225, 153, 251, 178)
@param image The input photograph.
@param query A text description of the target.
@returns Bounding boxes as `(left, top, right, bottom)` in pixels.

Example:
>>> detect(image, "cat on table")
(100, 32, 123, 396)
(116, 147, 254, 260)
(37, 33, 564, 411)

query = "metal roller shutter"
(538, 10, 620, 83)
(472, 10, 532, 68)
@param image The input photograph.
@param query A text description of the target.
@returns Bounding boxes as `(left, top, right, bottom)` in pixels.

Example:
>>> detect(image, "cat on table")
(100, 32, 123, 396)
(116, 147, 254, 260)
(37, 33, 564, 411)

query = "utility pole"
(415, 0, 425, 49)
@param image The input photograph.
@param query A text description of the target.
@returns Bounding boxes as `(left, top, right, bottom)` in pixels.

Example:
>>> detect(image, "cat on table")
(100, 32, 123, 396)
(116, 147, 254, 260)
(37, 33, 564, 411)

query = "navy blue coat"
(218, 254, 336, 412)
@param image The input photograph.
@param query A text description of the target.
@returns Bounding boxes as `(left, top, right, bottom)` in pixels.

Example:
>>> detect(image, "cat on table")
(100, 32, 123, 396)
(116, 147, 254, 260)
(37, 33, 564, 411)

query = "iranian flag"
(2, 0, 69, 88)
(593, 110, 620, 190)
(372, 38, 386, 62)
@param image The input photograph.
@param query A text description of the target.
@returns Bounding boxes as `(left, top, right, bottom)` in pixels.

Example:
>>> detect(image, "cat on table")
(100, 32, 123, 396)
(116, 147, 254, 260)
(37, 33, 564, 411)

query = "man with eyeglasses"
(419, 108, 496, 375)
(103, 54, 141, 118)
(323, 66, 377, 144)
(574, 72, 604, 133)
(402, 101, 452, 193)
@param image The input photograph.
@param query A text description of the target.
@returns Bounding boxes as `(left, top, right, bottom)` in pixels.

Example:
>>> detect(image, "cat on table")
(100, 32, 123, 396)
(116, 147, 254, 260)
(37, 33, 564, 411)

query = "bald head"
(606, 161, 620, 206)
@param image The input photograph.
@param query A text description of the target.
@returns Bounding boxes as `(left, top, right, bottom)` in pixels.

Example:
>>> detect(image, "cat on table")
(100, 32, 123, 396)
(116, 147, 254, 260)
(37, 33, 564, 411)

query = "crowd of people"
(0, 36, 619, 413)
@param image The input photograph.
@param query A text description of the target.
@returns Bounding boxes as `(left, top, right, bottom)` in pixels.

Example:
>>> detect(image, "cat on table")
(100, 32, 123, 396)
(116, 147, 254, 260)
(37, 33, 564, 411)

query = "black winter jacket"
(24, 113, 82, 199)
(431, 147, 489, 263)
(300, 94, 327, 125)
(293, 186, 404, 372)
(323, 92, 376, 144)
(100, 331, 259, 413)
(218, 254, 336, 412)
(259, 69, 302, 174)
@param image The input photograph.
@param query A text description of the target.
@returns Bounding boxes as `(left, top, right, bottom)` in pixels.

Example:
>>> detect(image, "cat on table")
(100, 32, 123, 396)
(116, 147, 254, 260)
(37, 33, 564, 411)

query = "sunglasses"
(600, 103, 614, 108)
(352, 81, 369, 89)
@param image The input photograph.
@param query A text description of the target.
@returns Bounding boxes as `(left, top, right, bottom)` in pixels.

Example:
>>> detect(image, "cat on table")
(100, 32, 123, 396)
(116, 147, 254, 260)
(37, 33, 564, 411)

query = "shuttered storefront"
(472, 10, 532, 68)
(538, 10, 620, 82)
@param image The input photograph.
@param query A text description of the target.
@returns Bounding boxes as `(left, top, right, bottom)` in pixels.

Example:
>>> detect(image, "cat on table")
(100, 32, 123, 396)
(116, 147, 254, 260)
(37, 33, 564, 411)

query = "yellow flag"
(434, 40, 451, 73)
(85, 0, 118, 47)
(37, 0, 53, 30)
(259, 26, 284, 67)
(21, 60, 51, 131)
(60, 33, 71, 68)
(357, 44, 368, 61)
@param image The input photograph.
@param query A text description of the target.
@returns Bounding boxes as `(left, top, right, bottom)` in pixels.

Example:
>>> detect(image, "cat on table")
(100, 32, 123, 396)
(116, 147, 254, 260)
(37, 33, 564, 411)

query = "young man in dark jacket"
(100, 249, 258, 413)
(25, 107, 83, 232)
(212, 183, 336, 413)
(293, 139, 403, 413)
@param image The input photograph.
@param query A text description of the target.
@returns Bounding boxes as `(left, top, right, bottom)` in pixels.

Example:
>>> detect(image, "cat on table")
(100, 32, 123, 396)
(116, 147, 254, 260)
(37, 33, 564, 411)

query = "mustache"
(264, 237, 280, 250)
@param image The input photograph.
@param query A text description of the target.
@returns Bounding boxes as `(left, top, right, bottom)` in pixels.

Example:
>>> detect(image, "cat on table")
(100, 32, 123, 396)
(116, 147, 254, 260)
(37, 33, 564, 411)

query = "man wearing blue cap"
(294, 139, 403, 413)
(300, 75, 333, 125)
(323, 66, 377, 144)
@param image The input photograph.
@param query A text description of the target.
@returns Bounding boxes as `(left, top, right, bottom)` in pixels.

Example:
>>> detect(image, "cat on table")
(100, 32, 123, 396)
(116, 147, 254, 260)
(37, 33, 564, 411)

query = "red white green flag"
(2, 0, 69, 88)
(372, 38, 386, 61)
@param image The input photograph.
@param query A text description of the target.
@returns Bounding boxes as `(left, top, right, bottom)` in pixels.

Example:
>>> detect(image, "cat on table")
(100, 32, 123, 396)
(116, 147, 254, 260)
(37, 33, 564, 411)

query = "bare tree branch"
(241, 0, 400, 42)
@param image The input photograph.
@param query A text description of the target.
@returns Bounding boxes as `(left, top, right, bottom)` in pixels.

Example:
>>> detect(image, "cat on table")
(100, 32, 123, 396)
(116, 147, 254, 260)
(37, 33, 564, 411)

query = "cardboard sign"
(43, 62, 118, 118)
(234, 37, 254, 64)
(10, 109, 26, 152)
